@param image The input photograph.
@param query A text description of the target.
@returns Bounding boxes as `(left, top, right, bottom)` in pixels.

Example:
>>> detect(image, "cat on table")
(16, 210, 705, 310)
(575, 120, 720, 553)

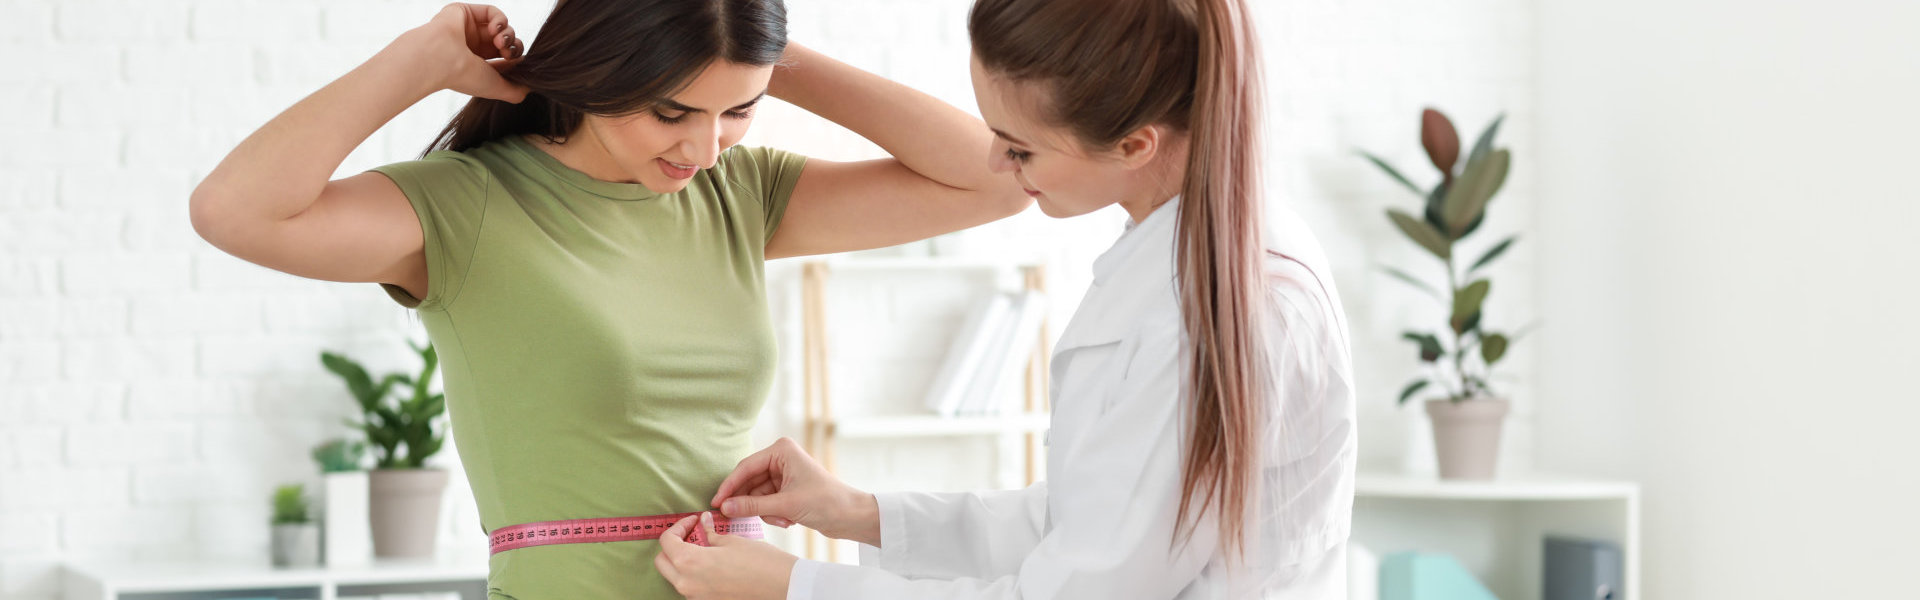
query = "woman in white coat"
(653, 0, 1357, 598)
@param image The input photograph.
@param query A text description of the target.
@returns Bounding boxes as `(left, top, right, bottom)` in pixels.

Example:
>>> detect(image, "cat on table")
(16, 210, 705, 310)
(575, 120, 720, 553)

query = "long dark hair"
(970, 0, 1268, 561)
(428, 0, 788, 154)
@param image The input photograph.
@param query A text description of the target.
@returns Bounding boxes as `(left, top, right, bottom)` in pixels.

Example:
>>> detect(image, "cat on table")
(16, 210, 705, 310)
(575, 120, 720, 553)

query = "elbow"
(187, 183, 226, 246)
(188, 181, 252, 252)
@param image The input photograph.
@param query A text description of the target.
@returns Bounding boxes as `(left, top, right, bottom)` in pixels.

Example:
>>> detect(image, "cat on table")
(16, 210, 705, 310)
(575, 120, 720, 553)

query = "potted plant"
(313, 438, 372, 566)
(321, 340, 449, 559)
(270, 483, 320, 568)
(1361, 107, 1526, 480)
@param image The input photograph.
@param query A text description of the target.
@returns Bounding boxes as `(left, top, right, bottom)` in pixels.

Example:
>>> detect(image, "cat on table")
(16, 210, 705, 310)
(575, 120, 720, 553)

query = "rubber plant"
(1360, 108, 1525, 406)
(320, 340, 447, 469)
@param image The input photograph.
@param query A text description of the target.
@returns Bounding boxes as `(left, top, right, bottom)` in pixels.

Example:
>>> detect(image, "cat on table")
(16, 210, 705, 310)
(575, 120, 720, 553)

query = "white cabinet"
(64, 556, 488, 600)
(1352, 472, 1640, 600)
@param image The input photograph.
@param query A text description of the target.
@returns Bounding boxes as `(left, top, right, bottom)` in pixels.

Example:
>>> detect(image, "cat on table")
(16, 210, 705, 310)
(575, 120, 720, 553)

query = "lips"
(657, 158, 697, 180)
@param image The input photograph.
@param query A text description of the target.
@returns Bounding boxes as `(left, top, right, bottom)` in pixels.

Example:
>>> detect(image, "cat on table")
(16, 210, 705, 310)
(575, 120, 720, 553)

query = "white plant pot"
(322, 471, 373, 566)
(271, 523, 321, 568)
(1425, 397, 1511, 480)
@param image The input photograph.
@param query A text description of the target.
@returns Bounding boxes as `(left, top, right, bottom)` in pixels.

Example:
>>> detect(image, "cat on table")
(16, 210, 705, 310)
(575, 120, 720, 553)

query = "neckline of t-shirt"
(503, 135, 665, 201)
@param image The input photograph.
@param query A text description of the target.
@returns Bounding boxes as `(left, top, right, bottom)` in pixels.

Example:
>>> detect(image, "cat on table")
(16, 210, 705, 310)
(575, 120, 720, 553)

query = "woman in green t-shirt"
(189, 2, 1029, 599)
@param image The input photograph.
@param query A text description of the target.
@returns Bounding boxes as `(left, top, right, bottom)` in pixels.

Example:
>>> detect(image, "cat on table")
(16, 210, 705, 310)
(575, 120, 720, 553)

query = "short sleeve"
(369, 151, 492, 311)
(716, 145, 809, 246)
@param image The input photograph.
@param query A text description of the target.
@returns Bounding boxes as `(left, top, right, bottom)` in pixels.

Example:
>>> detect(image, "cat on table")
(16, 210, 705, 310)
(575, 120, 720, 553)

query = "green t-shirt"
(371, 135, 807, 600)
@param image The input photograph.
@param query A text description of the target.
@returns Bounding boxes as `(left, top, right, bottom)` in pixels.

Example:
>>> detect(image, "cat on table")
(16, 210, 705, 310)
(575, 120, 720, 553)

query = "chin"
(1034, 198, 1094, 219)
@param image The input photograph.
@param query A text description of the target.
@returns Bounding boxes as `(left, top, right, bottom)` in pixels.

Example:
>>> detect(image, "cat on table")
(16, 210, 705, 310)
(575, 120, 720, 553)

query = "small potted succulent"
(321, 340, 449, 559)
(1361, 107, 1528, 480)
(270, 483, 320, 568)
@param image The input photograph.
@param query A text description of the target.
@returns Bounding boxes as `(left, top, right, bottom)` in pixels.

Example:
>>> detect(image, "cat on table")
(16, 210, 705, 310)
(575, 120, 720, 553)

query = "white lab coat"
(788, 198, 1357, 599)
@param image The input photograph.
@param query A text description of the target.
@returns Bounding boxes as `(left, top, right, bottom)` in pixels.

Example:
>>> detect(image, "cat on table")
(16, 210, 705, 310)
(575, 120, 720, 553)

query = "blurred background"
(1, 0, 1916, 598)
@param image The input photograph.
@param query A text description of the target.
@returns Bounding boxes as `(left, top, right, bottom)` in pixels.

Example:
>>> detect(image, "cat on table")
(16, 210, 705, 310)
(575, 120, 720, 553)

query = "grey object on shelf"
(370, 468, 450, 558)
(1545, 535, 1624, 600)
(1425, 397, 1510, 480)
(271, 524, 321, 569)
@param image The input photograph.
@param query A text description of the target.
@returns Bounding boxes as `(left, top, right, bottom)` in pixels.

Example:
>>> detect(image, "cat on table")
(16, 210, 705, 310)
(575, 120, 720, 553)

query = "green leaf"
(321, 352, 376, 406)
(1468, 236, 1518, 274)
(1423, 181, 1449, 232)
(1388, 209, 1452, 260)
(1451, 280, 1491, 333)
(1468, 114, 1506, 166)
(1481, 333, 1511, 366)
(1397, 379, 1431, 406)
(1402, 332, 1444, 362)
(1379, 266, 1443, 300)
(1441, 149, 1510, 238)
(1359, 151, 1424, 197)
(1397, 382, 1428, 405)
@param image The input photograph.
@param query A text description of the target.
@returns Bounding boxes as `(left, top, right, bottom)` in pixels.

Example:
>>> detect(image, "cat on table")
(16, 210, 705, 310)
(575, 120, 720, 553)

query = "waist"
(489, 513, 764, 554)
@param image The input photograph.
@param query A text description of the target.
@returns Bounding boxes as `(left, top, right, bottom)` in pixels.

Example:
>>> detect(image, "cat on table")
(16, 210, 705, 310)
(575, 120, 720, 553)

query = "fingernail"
(701, 511, 714, 527)
(722, 500, 737, 514)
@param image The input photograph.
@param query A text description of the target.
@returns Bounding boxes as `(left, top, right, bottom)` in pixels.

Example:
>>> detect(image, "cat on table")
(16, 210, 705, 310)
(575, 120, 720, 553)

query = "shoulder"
(371, 146, 498, 199)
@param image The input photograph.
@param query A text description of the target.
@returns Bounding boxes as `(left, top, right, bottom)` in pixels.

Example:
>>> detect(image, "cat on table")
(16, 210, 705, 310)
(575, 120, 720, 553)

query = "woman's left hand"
(656, 511, 799, 600)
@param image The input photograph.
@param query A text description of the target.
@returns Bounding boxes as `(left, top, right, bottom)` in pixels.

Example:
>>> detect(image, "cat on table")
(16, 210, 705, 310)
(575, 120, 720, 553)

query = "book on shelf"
(924, 293, 1012, 416)
(924, 290, 1047, 417)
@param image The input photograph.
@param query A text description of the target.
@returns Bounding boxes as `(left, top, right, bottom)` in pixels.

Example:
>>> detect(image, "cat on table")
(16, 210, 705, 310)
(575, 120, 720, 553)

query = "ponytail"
(1172, 0, 1267, 563)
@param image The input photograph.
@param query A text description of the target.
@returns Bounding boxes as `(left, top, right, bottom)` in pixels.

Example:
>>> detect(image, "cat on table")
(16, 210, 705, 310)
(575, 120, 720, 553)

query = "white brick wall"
(1, 0, 1535, 596)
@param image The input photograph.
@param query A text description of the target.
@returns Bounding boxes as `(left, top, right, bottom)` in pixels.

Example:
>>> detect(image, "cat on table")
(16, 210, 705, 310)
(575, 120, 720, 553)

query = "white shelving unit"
(830, 413, 1051, 439)
(64, 555, 488, 600)
(795, 259, 1052, 561)
(1352, 471, 1640, 600)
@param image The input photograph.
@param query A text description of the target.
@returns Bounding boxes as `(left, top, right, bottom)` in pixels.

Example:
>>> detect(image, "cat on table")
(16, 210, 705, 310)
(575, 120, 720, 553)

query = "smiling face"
(969, 57, 1164, 219)
(578, 60, 775, 194)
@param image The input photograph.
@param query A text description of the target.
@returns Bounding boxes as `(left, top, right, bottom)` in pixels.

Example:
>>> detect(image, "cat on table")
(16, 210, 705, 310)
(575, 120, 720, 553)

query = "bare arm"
(765, 43, 1031, 260)
(189, 3, 527, 297)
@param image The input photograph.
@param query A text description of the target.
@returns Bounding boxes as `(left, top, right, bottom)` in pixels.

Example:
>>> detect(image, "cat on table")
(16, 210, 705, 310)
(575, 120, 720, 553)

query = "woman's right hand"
(711, 438, 882, 547)
(396, 3, 530, 103)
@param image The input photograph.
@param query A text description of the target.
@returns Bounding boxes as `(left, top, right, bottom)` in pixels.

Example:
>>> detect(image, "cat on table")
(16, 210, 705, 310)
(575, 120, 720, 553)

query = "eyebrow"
(991, 128, 1030, 146)
(657, 91, 768, 114)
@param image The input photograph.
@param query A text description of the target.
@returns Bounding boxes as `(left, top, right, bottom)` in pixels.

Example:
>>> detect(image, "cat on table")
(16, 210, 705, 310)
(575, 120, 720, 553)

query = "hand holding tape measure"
(653, 437, 866, 600)
(707, 437, 883, 545)
(654, 511, 798, 600)
(645, 438, 868, 600)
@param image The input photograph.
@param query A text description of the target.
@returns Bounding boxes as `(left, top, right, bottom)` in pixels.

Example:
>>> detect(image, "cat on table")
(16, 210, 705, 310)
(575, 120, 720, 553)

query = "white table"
(64, 555, 489, 600)
(1352, 471, 1640, 600)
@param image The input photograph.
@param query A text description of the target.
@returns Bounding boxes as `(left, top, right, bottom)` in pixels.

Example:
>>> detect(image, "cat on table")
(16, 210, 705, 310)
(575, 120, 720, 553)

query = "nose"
(680, 118, 724, 168)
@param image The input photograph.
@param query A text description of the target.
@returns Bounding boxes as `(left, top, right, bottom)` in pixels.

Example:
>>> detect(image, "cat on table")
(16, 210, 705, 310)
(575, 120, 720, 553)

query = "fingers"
(699, 511, 726, 546)
(720, 490, 796, 522)
(661, 513, 697, 551)
(473, 73, 531, 104)
(459, 3, 509, 36)
(449, 3, 518, 60)
(653, 550, 682, 589)
(717, 471, 773, 507)
(713, 443, 783, 505)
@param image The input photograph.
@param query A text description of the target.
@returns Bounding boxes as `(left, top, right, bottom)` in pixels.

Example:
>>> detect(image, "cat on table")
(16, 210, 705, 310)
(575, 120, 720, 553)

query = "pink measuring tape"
(489, 513, 766, 554)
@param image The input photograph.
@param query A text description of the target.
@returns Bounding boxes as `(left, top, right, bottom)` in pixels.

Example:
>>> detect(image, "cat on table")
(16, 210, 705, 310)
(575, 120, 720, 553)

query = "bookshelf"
(1352, 471, 1640, 600)
(796, 259, 1052, 561)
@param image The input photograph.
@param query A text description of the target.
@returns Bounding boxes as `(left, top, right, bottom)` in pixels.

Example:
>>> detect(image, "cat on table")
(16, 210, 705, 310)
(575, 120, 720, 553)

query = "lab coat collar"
(1055, 197, 1182, 354)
